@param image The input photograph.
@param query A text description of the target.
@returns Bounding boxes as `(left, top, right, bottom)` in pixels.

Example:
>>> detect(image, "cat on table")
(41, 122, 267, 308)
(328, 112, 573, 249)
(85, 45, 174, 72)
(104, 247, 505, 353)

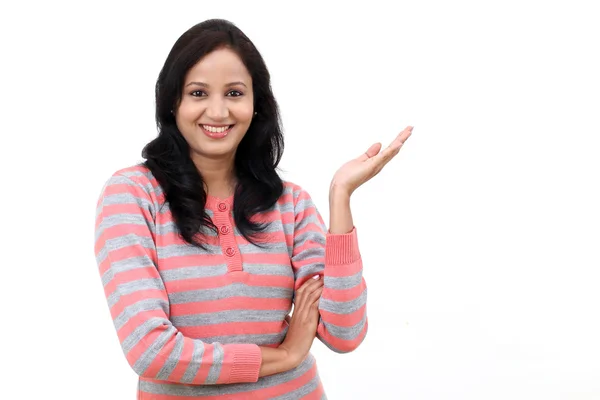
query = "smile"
(200, 124, 234, 139)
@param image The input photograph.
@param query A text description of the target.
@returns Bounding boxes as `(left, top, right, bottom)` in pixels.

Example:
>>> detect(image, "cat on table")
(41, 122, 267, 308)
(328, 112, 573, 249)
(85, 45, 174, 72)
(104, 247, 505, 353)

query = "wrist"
(329, 183, 351, 204)
(328, 183, 353, 234)
(278, 344, 301, 369)
(258, 345, 298, 377)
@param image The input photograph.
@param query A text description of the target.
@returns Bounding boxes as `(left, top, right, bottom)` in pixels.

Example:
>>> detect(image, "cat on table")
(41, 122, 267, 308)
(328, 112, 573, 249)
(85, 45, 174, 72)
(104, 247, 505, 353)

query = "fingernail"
(312, 275, 320, 280)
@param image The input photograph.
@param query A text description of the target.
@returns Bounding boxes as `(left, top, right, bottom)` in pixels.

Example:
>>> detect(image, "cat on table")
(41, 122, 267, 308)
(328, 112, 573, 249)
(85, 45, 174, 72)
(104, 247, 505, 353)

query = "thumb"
(358, 143, 382, 161)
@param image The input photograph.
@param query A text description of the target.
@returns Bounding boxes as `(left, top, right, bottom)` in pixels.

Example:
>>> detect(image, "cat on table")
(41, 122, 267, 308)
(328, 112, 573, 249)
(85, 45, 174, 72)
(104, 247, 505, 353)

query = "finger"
(301, 275, 323, 291)
(309, 293, 322, 312)
(303, 279, 324, 297)
(310, 287, 323, 303)
(386, 126, 412, 151)
(311, 301, 320, 311)
(394, 126, 413, 147)
(372, 126, 413, 165)
(300, 274, 322, 287)
(307, 285, 323, 303)
(357, 142, 382, 161)
(297, 275, 319, 293)
(296, 276, 323, 303)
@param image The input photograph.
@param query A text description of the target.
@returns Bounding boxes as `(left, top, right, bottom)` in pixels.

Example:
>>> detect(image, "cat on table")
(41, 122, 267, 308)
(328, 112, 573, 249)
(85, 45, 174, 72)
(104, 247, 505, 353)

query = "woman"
(94, 19, 412, 399)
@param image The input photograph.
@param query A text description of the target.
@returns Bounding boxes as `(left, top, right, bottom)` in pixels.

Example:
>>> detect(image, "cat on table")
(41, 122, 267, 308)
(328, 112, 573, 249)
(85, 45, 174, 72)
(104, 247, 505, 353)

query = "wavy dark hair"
(141, 19, 285, 248)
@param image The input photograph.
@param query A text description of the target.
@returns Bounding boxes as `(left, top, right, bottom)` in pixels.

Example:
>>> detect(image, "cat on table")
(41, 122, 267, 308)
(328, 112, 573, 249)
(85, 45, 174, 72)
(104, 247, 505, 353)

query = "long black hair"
(141, 19, 285, 248)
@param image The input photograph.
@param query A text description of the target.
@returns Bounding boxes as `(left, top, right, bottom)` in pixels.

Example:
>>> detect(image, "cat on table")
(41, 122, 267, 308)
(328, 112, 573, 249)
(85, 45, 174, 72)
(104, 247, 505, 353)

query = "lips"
(200, 124, 234, 139)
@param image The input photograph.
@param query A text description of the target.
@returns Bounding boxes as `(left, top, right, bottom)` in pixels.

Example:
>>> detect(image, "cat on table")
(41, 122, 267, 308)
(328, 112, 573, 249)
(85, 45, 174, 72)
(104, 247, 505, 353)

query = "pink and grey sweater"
(94, 165, 368, 399)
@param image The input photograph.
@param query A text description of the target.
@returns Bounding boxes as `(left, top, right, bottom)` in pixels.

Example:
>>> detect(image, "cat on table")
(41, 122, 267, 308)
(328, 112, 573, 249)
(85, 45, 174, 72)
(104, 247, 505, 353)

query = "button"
(219, 225, 230, 235)
(217, 202, 228, 212)
(225, 247, 235, 257)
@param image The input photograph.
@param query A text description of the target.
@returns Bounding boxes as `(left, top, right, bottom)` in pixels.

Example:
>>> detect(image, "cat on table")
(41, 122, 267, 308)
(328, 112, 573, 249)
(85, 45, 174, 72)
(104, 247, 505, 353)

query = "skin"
(175, 46, 255, 198)
(174, 47, 413, 377)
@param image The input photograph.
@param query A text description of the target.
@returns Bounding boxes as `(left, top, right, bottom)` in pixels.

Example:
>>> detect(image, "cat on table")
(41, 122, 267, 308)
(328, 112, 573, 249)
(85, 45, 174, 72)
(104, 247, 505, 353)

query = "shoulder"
(279, 181, 312, 203)
(278, 180, 320, 214)
(98, 163, 163, 203)
(109, 163, 157, 187)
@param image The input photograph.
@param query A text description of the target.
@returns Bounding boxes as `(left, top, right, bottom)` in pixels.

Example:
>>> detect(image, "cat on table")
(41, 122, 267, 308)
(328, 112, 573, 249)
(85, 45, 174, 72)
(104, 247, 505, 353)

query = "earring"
(254, 112, 257, 116)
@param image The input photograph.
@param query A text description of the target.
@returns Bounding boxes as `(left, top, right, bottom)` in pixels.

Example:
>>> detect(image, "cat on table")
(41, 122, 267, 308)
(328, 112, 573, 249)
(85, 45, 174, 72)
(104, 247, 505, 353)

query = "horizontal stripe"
(319, 312, 367, 341)
(243, 263, 294, 276)
(323, 271, 363, 290)
(271, 375, 322, 400)
(319, 289, 368, 315)
(139, 353, 316, 397)
(106, 277, 164, 308)
(322, 281, 366, 303)
(164, 274, 294, 294)
(114, 298, 169, 330)
(318, 322, 369, 354)
(159, 243, 222, 257)
(103, 256, 156, 280)
(319, 305, 366, 327)
(95, 165, 369, 398)
(155, 333, 183, 380)
(168, 284, 293, 303)
(171, 297, 291, 315)
(199, 331, 287, 345)
(177, 321, 286, 338)
(171, 309, 289, 326)
(159, 265, 228, 281)
(122, 317, 170, 354)
(135, 325, 183, 377)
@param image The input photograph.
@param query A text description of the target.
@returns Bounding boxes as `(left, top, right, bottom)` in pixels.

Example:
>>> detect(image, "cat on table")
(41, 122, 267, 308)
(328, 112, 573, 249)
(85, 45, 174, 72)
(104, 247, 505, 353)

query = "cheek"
(177, 101, 200, 124)
(234, 104, 254, 124)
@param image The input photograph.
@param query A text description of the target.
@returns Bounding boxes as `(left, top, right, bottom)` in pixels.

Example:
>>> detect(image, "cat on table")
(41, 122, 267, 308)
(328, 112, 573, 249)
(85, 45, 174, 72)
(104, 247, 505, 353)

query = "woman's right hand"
(279, 275, 324, 368)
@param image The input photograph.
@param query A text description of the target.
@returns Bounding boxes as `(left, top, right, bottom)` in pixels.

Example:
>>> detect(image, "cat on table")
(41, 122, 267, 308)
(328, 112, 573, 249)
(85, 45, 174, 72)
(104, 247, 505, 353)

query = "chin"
(193, 142, 238, 159)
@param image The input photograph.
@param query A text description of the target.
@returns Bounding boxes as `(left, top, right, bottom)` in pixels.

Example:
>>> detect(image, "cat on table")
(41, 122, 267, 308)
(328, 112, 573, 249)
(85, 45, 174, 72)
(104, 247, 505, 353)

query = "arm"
(290, 187, 368, 353)
(259, 347, 295, 376)
(290, 126, 413, 352)
(95, 173, 291, 384)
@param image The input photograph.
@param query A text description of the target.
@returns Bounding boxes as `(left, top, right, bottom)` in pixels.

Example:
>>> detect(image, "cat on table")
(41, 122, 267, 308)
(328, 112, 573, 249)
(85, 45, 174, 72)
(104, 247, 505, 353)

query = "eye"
(226, 90, 243, 97)
(190, 90, 207, 97)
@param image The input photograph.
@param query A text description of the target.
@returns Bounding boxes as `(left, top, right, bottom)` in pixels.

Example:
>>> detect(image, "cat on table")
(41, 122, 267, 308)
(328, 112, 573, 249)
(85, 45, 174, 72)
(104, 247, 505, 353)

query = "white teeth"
(202, 125, 231, 133)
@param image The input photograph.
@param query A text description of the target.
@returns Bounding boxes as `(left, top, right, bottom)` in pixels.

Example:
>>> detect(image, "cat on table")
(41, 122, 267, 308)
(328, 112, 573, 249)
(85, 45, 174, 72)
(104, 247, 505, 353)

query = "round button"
(225, 247, 235, 257)
(217, 202, 228, 212)
(219, 225, 230, 235)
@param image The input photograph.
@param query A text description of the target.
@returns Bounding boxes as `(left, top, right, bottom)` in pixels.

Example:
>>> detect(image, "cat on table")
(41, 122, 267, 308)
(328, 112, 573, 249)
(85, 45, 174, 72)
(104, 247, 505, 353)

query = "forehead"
(184, 47, 252, 84)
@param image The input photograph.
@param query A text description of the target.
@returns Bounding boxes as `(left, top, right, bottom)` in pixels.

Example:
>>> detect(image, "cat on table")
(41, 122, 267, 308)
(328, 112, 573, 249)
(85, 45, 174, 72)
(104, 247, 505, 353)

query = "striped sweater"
(94, 165, 368, 399)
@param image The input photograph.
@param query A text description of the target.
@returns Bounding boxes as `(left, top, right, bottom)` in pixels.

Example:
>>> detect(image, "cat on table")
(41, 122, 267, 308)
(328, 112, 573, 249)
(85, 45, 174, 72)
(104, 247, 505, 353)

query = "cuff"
(226, 344, 262, 383)
(325, 226, 360, 265)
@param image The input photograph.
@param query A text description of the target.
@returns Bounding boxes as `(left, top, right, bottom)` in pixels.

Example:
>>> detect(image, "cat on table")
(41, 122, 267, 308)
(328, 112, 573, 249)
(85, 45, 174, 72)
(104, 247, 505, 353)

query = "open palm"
(330, 126, 413, 196)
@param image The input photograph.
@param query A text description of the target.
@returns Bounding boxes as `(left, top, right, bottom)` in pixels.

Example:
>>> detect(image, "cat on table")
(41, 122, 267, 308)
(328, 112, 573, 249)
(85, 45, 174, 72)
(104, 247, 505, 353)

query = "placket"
(213, 200, 243, 273)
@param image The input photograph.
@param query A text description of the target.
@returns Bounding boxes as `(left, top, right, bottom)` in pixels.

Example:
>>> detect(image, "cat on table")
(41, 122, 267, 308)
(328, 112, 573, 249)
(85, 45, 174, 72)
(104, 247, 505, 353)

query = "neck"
(192, 154, 237, 198)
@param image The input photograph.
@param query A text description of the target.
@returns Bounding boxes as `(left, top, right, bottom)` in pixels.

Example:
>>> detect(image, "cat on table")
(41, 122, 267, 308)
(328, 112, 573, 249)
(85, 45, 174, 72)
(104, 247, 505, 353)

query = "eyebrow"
(185, 81, 247, 88)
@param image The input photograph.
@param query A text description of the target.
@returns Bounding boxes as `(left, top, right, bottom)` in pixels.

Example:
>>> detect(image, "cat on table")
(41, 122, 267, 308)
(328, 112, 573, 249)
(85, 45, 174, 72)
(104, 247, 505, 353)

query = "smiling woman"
(176, 49, 255, 160)
(94, 18, 411, 400)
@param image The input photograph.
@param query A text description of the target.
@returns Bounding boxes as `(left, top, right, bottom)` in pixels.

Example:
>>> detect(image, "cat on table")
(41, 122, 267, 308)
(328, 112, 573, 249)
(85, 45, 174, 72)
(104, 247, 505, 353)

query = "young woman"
(94, 18, 412, 399)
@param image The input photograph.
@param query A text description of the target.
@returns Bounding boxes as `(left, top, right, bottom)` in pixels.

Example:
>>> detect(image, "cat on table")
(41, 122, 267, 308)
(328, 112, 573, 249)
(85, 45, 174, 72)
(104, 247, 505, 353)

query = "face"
(175, 47, 254, 163)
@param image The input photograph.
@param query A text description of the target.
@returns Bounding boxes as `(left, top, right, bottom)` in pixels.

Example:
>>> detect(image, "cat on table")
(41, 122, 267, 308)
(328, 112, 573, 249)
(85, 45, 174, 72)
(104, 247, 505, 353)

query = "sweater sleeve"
(94, 173, 262, 384)
(290, 187, 368, 353)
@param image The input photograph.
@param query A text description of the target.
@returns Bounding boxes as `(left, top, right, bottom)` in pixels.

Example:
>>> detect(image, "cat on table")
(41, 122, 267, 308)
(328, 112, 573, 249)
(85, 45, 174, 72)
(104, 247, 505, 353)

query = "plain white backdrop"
(1, 1, 599, 399)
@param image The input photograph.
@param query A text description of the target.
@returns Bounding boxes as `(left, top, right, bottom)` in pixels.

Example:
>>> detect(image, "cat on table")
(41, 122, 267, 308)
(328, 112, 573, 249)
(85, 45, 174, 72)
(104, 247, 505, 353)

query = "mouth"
(200, 124, 235, 139)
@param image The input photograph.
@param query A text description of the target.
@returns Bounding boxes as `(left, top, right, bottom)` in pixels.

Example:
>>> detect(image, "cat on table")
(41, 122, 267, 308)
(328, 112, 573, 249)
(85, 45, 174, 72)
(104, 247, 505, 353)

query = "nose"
(205, 96, 229, 121)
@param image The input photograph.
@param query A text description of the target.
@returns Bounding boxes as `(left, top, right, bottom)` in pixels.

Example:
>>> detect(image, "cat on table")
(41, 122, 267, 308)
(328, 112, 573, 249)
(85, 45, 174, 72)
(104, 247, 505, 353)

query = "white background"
(1, 1, 599, 399)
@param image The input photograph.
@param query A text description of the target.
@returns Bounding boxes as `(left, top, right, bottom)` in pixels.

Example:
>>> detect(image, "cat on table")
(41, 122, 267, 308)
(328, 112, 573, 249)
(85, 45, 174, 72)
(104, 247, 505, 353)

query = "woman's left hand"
(330, 126, 413, 197)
